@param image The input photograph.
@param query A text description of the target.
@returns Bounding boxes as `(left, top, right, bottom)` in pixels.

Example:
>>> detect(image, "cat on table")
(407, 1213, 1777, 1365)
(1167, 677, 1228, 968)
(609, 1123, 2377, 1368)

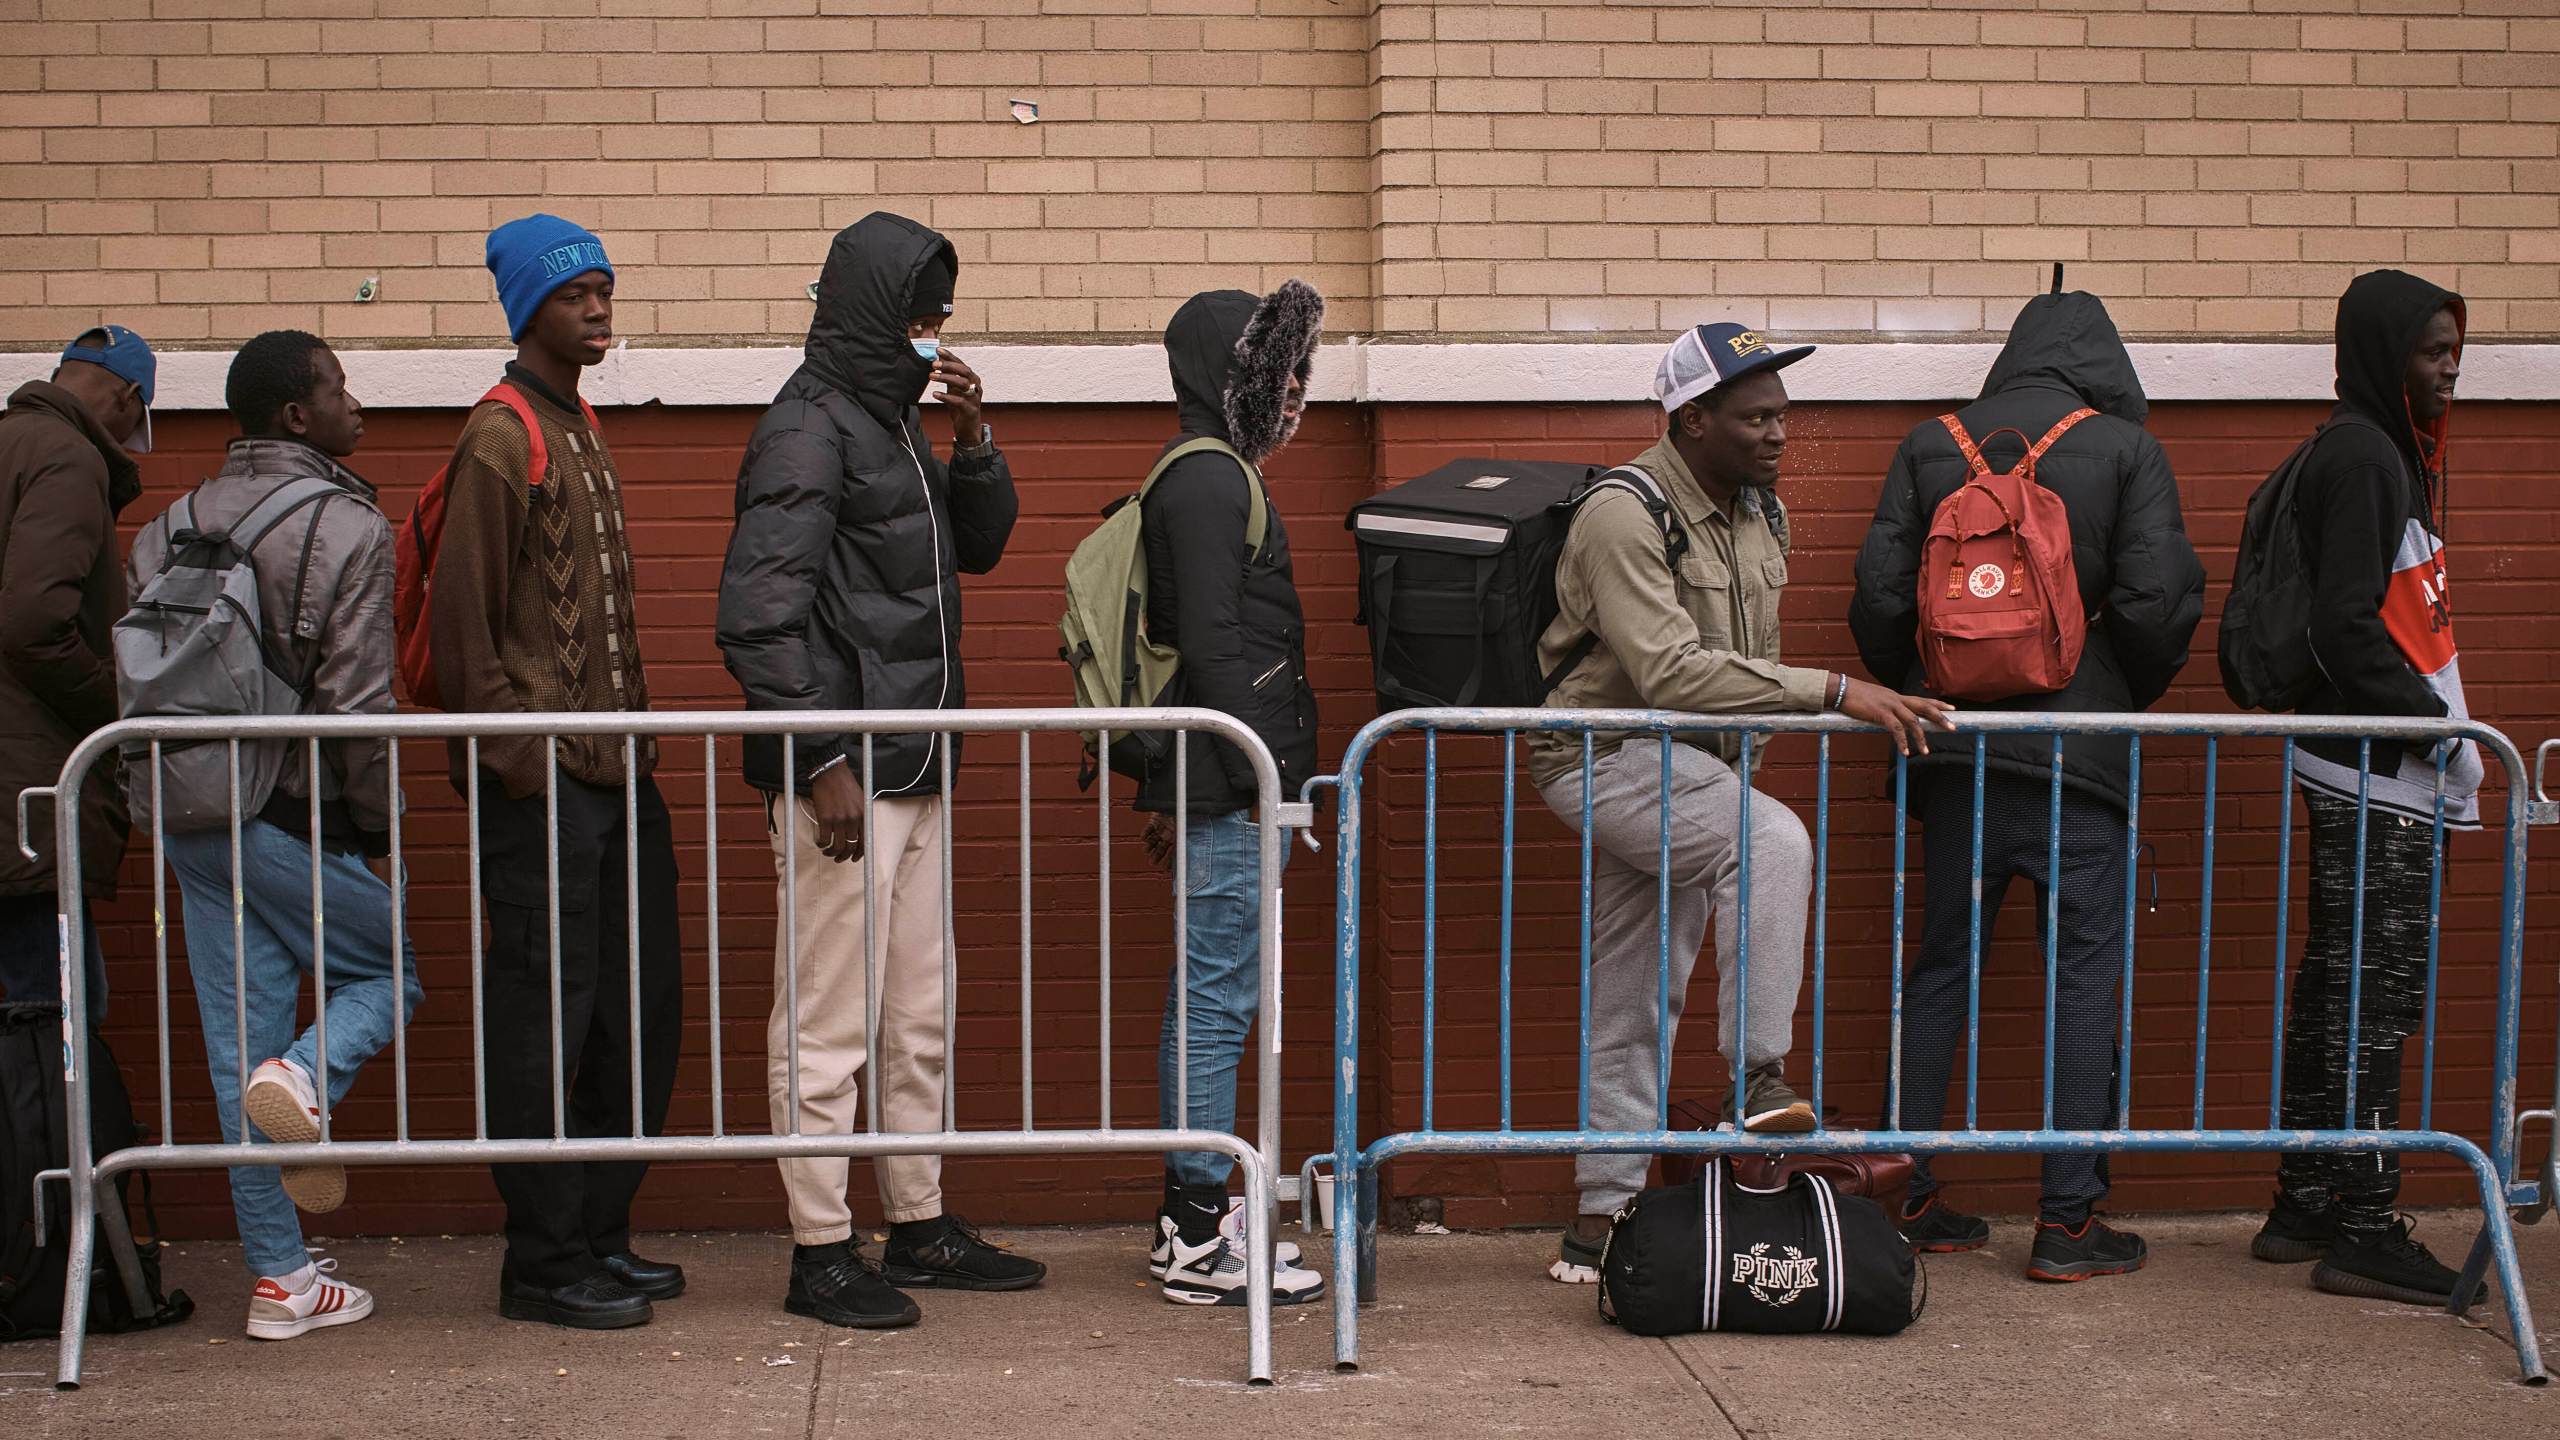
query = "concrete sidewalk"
(4, 1212, 2553, 1438)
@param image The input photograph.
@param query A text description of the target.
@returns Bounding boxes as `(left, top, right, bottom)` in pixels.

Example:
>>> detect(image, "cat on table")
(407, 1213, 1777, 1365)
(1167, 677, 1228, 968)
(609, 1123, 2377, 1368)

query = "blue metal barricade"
(17, 707, 1291, 1389)
(2514, 740, 2560, 1225)
(1323, 708, 2545, 1383)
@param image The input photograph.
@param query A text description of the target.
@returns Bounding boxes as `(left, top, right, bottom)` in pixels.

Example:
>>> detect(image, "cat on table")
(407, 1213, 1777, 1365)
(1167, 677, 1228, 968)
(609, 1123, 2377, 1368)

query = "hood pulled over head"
(1979, 291, 2148, 424)
(2334, 267, 2465, 469)
(805, 211, 958, 427)
(1163, 279, 1324, 465)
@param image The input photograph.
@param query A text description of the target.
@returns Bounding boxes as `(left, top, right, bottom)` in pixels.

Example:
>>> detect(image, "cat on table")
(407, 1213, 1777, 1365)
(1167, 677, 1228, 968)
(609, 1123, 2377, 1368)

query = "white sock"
(266, 1261, 318, 1294)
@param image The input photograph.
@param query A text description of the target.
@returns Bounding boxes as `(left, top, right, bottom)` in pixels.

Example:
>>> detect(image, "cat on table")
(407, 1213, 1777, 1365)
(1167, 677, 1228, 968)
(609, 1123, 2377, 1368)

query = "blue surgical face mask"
(909, 337, 940, 362)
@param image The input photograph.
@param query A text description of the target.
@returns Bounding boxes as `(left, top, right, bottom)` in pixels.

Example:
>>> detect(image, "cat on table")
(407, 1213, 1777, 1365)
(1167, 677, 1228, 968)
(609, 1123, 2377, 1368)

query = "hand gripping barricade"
(16, 707, 1292, 1389)
(1317, 708, 2548, 1384)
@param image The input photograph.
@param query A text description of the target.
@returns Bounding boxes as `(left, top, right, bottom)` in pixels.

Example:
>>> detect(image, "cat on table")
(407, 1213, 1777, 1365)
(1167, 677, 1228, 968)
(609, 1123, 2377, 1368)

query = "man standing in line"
(1532, 324, 1952, 1285)
(718, 212, 1041, 1332)
(0, 326, 153, 1012)
(133, 330, 421, 1339)
(1136, 283, 1330, 1308)
(2254, 270, 2483, 1308)
(1849, 291, 2204, 1281)
(430, 215, 683, 1330)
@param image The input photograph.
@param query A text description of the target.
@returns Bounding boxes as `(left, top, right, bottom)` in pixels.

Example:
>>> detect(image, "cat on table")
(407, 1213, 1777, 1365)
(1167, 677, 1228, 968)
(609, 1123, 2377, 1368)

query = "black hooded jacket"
(717, 213, 1018, 797)
(1135, 287, 1322, 815)
(2294, 269, 2467, 777)
(1849, 292, 2205, 811)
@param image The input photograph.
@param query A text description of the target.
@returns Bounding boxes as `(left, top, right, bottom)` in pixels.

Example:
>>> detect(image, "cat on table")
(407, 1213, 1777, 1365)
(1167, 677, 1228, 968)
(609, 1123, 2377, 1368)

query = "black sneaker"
(1548, 1214, 1610, 1284)
(2026, 1215, 2147, 1282)
(879, 1214, 1047, 1292)
(2311, 1216, 2487, 1309)
(786, 1240, 921, 1329)
(1897, 1193, 1990, 1253)
(2251, 1193, 2338, 1264)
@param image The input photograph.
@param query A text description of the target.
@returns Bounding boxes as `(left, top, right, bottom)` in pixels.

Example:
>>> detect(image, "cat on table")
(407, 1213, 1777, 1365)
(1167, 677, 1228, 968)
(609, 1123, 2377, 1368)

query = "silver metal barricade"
(18, 707, 1289, 1388)
(1323, 708, 2545, 1384)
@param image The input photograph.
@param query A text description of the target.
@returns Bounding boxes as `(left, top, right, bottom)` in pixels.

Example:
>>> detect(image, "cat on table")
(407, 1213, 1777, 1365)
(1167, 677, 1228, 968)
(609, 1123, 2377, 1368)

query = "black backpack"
(1348, 459, 1682, 712)
(2219, 415, 2385, 710)
(1598, 1158, 1923, 1337)
(0, 1004, 192, 1341)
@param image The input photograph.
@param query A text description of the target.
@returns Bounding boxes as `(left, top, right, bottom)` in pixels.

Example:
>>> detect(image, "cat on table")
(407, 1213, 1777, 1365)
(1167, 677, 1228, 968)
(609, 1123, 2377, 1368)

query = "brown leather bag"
(1657, 1099, 1917, 1210)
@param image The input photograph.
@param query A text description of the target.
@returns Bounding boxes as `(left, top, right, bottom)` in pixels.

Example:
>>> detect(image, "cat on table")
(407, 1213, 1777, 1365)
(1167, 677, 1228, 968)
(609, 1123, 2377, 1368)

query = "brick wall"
(87, 394, 2560, 1240)
(5, 0, 2556, 348)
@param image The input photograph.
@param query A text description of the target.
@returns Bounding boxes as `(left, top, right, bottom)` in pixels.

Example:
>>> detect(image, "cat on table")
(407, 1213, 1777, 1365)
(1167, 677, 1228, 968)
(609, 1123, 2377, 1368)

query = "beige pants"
(766, 792, 947, 1242)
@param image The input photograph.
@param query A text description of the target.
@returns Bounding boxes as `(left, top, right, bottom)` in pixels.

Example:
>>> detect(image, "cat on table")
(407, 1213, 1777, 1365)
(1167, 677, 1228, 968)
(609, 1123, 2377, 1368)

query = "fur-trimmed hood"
(1164, 280, 1324, 464)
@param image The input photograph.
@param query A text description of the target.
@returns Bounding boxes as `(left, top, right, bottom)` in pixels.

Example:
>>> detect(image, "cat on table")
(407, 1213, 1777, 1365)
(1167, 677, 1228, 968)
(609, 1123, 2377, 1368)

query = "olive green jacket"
(1528, 435, 1830, 787)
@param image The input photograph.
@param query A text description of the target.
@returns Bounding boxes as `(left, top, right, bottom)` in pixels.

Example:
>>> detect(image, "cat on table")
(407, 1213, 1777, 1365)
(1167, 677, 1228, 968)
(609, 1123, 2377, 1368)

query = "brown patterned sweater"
(427, 368, 653, 799)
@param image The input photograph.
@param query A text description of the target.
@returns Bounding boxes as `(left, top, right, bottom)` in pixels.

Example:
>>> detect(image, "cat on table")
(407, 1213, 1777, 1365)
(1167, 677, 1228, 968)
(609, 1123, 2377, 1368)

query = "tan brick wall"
(0, 0, 2553, 347)
(0, 0, 1374, 346)
(1375, 0, 2560, 339)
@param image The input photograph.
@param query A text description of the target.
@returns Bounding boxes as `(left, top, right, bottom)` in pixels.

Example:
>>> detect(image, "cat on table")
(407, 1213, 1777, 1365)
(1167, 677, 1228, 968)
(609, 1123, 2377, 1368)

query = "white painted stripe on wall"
(6, 340, 2558, 410)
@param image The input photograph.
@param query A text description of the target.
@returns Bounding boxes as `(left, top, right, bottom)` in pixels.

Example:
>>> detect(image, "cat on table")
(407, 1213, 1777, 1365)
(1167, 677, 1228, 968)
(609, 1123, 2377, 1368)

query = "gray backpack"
(115, 479, 338, 833)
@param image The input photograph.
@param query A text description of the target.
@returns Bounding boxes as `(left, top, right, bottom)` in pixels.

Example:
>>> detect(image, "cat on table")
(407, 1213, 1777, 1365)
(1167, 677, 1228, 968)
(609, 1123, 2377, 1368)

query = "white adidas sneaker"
(1148, 1199, 1302, 1280)
(242, 1057, 346, 1214)
(245, 1257, 373, 1340)
(1160, 1232, 1326, 1308)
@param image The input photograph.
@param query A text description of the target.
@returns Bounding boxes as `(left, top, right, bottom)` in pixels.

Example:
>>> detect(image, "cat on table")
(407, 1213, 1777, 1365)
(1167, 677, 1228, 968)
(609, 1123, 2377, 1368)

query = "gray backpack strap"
(220, 476, 338, 556)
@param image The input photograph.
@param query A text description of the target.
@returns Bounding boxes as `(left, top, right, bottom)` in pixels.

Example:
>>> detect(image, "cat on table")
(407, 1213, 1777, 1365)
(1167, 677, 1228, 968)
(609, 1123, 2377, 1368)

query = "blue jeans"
(167, 820, 421, 1279)
(0, 893, 107, 1017)
(1158, 810, 1287, 1188)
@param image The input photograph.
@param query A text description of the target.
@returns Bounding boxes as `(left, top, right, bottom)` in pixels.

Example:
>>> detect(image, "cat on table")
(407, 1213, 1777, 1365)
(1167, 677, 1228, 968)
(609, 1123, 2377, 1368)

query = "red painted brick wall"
(84, 395, 2559, 1243)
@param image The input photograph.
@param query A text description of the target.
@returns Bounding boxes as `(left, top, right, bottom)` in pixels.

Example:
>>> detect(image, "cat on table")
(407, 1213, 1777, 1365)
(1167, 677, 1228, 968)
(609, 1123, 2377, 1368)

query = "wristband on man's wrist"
(1829, 671, 1850, 710)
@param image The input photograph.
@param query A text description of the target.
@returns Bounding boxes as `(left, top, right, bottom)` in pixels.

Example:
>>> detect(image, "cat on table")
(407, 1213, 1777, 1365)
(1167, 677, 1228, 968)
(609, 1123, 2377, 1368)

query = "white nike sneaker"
(243, 1057, 346, 1214)
(1148, 1199, 1302, 1280)
(245, 1257, 373, 1340)
(1160, 1232, 1326, 1308)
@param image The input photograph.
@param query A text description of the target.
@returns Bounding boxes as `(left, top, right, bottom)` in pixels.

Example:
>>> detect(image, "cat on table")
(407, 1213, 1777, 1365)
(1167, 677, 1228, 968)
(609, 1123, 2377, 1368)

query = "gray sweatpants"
(1538, 736, 1811, 1214)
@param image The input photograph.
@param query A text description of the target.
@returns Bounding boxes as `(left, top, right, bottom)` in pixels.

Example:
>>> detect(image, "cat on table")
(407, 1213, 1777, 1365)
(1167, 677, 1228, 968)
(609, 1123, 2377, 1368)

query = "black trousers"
(476, 772, 682, 1288)
(1890, 771, 2126, 1225)
(2276, 789, 2437, 1238)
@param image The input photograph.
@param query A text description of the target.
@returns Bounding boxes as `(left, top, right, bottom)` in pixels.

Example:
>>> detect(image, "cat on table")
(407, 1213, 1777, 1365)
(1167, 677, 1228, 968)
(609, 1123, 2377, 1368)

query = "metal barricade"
(1323, 708, 2545, 1383)
(18, 707, 1290, 1389)
(2515, 740, 2560, 1225)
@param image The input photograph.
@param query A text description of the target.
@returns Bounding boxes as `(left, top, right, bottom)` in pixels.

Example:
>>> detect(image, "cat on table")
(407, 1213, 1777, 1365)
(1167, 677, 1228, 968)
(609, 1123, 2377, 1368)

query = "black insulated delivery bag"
(1598, 1158, 1924, 1337)
(1346, 457, 1599, 712)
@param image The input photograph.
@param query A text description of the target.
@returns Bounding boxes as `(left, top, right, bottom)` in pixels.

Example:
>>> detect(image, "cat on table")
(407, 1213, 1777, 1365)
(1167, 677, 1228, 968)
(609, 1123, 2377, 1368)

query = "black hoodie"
(1849, 292, 2205, 811)
(1135, 287, 1321, 815)
(2293, 268, 2477, 824)
(716, 212, 1019, 797)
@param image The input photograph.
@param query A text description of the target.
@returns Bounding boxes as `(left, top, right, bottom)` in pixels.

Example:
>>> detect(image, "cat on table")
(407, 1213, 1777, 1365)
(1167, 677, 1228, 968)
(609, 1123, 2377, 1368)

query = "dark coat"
(1848, 293, 2206, 812)
(1135, 285, 1323, 815)
(717, 213, 1018, 797)
(0, 381, 141, 898)
(2295, 269, 2466, 780)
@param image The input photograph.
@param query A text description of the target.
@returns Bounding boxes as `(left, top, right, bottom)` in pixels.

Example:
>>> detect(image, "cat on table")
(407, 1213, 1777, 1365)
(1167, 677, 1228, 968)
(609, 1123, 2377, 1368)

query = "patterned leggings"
(2275, 789, 2439, 1239)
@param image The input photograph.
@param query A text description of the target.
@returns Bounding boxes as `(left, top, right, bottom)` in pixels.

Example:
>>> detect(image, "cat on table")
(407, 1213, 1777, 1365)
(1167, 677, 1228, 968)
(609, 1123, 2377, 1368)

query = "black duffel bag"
(1599, 1157, 1923, 1337)
(1, 1003, 193, 1341)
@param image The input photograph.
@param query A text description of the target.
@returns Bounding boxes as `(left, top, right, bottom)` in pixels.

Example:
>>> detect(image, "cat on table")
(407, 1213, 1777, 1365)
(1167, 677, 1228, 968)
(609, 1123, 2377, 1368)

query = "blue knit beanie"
(486, 214, 614, 341)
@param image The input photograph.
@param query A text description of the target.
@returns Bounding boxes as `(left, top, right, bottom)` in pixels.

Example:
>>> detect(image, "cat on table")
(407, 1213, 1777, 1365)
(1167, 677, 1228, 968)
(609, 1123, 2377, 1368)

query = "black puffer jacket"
(717, 213, 1018, 797)
(1136, 286, 1322, 816)
(1849, 292, 2205, 811)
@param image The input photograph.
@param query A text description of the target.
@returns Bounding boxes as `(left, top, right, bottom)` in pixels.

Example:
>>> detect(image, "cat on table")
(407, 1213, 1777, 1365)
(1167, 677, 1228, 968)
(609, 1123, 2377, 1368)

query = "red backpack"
(391, 381, 597, 709)
(1914, 408, 2094, 701)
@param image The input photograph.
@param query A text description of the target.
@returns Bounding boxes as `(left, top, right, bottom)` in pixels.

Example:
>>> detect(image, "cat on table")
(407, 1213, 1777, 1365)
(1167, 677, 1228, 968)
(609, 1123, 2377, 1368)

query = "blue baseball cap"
(1653, 322, 1814, 413)
(58, 324, 155, 453)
